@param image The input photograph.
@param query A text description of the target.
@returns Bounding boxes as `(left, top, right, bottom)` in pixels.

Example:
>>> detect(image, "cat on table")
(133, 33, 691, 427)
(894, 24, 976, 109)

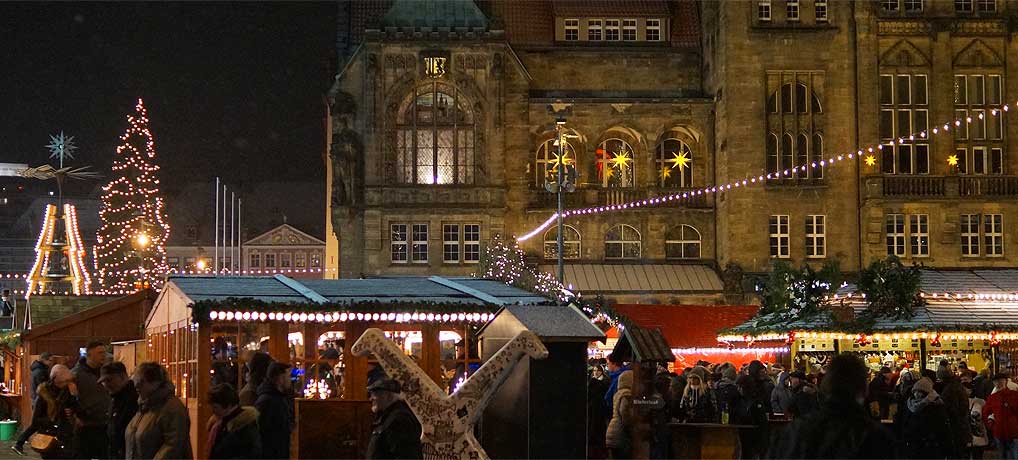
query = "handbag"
(29, 432, 60, 454)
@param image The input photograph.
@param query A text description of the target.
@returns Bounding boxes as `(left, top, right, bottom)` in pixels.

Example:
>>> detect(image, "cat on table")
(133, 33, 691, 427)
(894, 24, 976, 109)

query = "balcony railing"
(866, 175, 1018, 199)
(527, 187, 712, 210)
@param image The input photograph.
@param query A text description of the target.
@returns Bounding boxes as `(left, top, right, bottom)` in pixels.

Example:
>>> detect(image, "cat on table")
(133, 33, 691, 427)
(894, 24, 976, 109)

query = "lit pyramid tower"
(94, 99, 170, 292)
(23, 132, 96, 296)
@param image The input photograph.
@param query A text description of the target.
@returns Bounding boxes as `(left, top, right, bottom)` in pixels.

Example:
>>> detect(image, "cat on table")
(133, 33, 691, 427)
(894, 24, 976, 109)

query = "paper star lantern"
(864, 155, 877, 167)
(668, 151, 691, 170)
(659, 166, 672, 181)
(550, 152, 573, 171)
(610, 149, 632, 170)
(947, 154, 959, 167)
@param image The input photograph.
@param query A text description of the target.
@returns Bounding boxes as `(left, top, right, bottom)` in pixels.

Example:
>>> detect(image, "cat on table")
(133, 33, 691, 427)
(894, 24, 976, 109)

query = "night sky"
(1, 2, 337, 237)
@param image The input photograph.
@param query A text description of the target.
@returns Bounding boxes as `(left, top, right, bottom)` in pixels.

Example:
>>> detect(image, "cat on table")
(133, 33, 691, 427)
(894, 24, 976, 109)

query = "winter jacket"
(108, 380, 140, 460)
(714, 379, 741, 416)
(606, 370, 634, 449)
(787, 383, 819, 418)
(31, 383, 78, 459)
(72, 358, 111, 427)
(983, 388, 1018, 440)
(970, 398, 989, 447)
(587, 377, 610, 448)
(771, 371, 792, 413)
(365, 400, 422, 460)
(866, 375, 894, 412)
(125, 382, 193, 460)
(898, 396, 953, 459)
(255, 381, 293, 459)
(604, 365, 630, 413)
(770, 397, 896, 459)
(29, 360, 49, 402)
(939, 376, 972, 453)
(679, 387, 717, 423)
(207, 406, 262, 459)
(238, 382, 259, 408)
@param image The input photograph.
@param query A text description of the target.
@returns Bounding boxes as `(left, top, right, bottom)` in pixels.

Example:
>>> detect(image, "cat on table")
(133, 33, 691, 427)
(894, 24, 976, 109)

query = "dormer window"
(564, 19, 579, 41)
(646, 19, 661, 41)
(588, 19, 603, 40)
(622, 19, 637, 40)
(605, 19, 620, 41)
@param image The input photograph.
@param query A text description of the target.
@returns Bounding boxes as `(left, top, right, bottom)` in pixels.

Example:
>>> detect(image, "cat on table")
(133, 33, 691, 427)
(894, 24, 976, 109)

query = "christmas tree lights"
(94, 99, 170, 292)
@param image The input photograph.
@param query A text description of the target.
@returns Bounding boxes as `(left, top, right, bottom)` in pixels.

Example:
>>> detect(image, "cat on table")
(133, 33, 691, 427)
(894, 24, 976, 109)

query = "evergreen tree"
(94, 99, 170, 292)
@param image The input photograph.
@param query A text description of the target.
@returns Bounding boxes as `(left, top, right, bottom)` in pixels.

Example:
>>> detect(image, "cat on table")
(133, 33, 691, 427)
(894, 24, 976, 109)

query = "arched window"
(596, 138, 636, 188)
(766, 133, 779, 175)
(396, 82, 474, 184)
(543, 225, 581, 260)
(796, 133, 809, 178)
(781, 133, 793, 176)
(655, 138, 693, 188)
(605, 224, 641, 259)
(768, 82, 823, 114)
(665, 225, 701, 259)
(534, 139, 575, 188)
(812, 134, 824, 179)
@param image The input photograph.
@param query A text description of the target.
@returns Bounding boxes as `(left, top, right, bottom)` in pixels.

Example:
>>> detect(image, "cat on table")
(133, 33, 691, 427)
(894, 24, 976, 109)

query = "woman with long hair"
(679, 366, 717, 423)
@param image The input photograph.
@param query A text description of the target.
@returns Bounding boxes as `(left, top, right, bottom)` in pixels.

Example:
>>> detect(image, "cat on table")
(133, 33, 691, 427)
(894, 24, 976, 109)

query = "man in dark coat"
(866, 367, 895, 420)
(72, 341, 111, 459)
(770, 353, 897, 459)
(786, 370, 819, 419)
(366, 379, 422, 460)
(13, 352, 54, 454)
(99, 362, 139, 460)
(207, 383, 261, 459)
(255, 362, 293, 459)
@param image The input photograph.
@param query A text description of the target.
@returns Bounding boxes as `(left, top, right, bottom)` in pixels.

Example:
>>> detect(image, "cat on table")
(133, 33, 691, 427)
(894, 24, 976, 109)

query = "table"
(669, 422, 755, 460)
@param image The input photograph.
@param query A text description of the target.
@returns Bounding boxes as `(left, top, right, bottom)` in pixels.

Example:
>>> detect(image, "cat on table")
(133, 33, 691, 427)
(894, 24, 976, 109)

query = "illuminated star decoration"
(864, 155, 877, 167)
(46, 132, 77, 168)
(550, 151, 572, 171)
(668, 151, 691, 170)
(610, 149, 632, 170)
(659, 166, 672, 181)
(947, 154, 960, 167)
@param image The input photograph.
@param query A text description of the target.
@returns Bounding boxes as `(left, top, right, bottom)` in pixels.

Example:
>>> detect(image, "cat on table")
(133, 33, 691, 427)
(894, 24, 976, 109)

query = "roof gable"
(244, 224, 325, 247)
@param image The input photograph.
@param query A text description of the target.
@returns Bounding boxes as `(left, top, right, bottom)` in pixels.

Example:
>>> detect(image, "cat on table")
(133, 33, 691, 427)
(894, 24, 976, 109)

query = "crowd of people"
(588, 352, 1018, 460)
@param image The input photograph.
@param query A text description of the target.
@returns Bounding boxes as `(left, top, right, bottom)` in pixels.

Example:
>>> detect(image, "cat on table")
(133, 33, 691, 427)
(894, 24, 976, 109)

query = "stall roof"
(613, 305, 759, 348)
(165, 275, 548, 306)
(478, 304, 606, 342)
(615, 323, 675, 363)
(835, 268, 1018, 296)
(538, 264, 722, 294)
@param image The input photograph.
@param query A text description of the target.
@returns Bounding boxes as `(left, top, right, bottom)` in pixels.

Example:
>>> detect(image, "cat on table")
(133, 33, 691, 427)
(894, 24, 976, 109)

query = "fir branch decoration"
(858, 256, 925, 320)
(757, 260, 842, 324)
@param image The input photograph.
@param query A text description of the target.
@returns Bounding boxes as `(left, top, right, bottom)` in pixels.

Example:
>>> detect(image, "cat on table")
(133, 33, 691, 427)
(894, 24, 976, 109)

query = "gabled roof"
(243, 223, 325, 247)
(478, 304, 606, 342)
(23, 289, 156, 340)
(615, 322, 674, 363)
(164, 275, 547, 307)
(614, 304, 759, 348)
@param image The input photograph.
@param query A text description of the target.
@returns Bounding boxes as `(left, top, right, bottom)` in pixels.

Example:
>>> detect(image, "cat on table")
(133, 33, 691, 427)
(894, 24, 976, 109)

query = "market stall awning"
(538, 264, 722, 294)
(614, 304, 759, 348)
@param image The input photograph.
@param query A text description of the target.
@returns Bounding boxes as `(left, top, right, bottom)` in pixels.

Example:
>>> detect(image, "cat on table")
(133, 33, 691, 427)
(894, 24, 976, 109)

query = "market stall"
(146, 274, 547, 458)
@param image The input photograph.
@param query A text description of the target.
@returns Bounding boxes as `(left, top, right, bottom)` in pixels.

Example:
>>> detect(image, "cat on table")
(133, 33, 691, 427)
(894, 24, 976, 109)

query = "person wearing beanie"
(786, 370, 819, 419)
(679, 366, 717, 423)
(898, 377, 953, 459)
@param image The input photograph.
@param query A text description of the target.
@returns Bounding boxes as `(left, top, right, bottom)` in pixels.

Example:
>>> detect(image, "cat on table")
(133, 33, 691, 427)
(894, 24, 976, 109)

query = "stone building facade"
(326, 0, 1018, 289)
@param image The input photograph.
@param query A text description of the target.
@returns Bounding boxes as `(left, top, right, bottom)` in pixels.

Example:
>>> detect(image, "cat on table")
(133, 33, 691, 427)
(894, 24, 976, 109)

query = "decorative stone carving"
(879, 39, 930, 67)
(352, 328, 549, 460)
(954, 39, 1004, 67)
(877, 20, 929, 36)
(953, 20, 1006, 35)
(330, 115, 364, 209)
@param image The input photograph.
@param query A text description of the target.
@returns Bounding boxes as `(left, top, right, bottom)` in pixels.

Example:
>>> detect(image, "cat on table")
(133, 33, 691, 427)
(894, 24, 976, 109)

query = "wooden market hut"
(146, 274, 547, 458)
(720, 269, 1018, 375)
(18, 289, 156, 427)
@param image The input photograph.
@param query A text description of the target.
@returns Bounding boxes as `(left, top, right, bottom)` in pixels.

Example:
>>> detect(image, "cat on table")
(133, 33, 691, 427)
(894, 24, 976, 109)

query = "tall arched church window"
(656, 138, 693, 187)
(534, 139, 575, 188)
(396, 82, 475, 184)
(596, 138, 636, 188)
(766, 73, 825, 181)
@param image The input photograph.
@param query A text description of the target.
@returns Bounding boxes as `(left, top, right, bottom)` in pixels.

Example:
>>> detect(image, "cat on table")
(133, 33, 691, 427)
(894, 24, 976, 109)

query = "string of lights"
(719, 331, 1018, 344)
(207, 310, 495, 324)
(517, 102, 1012, 242)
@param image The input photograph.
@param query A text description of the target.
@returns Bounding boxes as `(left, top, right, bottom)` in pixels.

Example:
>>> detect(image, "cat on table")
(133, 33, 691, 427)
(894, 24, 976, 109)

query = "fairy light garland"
(94, 98, 171, 292)
(517, 102, 1012, 242)
(672, 347, 789, 355)
(206, 310, 495, 323)
(719, 331, 1018, 343)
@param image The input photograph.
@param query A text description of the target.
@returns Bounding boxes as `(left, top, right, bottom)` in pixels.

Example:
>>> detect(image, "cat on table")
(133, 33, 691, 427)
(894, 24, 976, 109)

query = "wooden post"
(269, 321, 290, 364)
(420, 324, 443, 386)
(196, 324, 211, 460)
(343, 322, 368, 401)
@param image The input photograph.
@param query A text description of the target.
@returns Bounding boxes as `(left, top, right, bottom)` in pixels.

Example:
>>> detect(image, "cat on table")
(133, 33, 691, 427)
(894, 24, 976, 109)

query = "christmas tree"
(94, 99, 170, 292)
(476, 233, 567, 302)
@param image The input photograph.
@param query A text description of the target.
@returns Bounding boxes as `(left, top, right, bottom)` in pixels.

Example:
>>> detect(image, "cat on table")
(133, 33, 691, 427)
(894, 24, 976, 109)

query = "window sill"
(764, 179, 829, 189)
(751, 22, 837, 31)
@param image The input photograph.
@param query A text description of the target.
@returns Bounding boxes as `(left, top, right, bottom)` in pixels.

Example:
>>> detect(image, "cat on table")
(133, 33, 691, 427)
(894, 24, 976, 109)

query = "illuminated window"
(665, 225, 701, 259)
(769, 215, 789, 258)
(396, 82, 474, 185)
(605, 224, 641, 260)
(391, 224, 408, 263)
(656, 138, 693, 188)
(544, 225, 581, 260)
(596, 138, 636, 188)
(879, 73, 929, 174)
(534, 138, 575, 188)
(646, 19, 661, 41)
(310, 251, 321, 268)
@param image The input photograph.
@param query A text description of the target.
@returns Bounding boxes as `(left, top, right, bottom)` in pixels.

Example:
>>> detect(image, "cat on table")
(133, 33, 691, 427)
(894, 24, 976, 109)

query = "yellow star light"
(947, 154, 959, 167)
(610, 149, 632, 170)
(668, 151, 691, 170)
(659, 166, 672, 181)
(549, 152, 572, 171)
(602, 166, 615, 181)
(864, 155, 877, 167)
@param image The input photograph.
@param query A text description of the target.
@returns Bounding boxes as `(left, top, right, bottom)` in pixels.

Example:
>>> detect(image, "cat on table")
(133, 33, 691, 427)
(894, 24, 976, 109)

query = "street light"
(132, 232, 150, 289)
(548, 116, 578, 293)
(196, 259, 208, 272)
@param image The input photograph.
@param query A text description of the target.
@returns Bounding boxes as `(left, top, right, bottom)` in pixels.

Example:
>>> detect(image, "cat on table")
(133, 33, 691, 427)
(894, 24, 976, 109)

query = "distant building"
(242, 224, 325, 278)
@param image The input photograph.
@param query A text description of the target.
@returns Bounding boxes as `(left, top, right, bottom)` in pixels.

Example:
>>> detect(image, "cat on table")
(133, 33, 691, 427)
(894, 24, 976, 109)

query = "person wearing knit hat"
(898, 377, 953, 458)
(679, 366, 717, 423)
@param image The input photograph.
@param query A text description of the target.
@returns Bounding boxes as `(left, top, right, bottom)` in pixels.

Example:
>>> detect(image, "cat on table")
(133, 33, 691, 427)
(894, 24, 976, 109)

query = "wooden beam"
(343, 322, 368, 401)
(420, 324, 443, 386)
(196, 324, 211, 459)
(269, 322, 290, 364)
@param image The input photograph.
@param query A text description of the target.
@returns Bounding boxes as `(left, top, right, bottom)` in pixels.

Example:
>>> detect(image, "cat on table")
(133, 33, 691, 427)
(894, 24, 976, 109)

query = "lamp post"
(555, 118, 566, 286)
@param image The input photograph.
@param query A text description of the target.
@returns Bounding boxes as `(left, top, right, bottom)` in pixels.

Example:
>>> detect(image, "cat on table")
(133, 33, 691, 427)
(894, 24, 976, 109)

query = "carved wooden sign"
(352, 327, 549, 460)
(422, 51, 450, 78)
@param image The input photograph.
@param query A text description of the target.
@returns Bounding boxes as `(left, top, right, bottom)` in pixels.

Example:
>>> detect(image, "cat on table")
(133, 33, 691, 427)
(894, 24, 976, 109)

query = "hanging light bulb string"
(517, 103, 1010, 242)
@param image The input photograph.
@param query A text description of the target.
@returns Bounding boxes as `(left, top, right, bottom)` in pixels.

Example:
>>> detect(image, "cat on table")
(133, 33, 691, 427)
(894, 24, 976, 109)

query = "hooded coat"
(207, 406, 262, 459)
(365, 400, 422, 460)
(771, 371, 792, 413)
(898, 389, 953, 459)
(124, 382, 193, 460)
(606, 370, 634, 449)
(29, 359, 49, 401)
(32, 382, 78, 459)
(255, 380, 293, 459)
